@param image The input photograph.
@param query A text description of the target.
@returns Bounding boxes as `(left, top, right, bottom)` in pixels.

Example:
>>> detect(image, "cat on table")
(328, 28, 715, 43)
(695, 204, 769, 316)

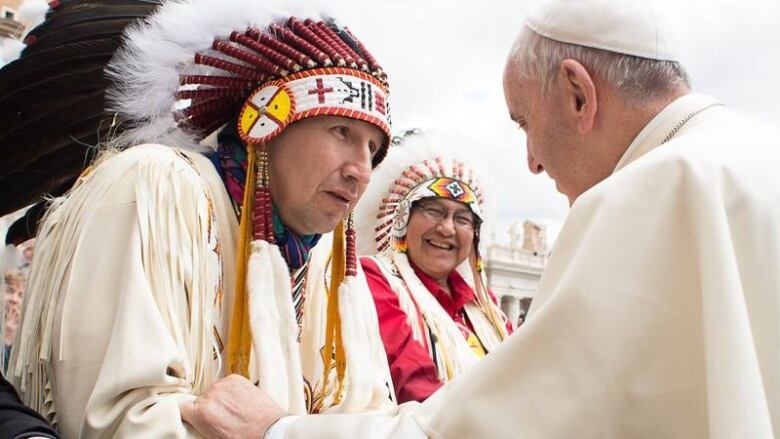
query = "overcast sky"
(343, 0, 780, 243)
(4, 0, 779, 246)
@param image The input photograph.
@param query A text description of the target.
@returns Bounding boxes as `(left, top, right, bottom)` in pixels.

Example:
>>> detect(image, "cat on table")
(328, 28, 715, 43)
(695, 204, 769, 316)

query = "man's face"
(405, 198, 475, 283)
(503, 61, 582, 204)
(268, 115, 385, 235)
(20, 240, 34, 264)
(3, 277, 23, 344)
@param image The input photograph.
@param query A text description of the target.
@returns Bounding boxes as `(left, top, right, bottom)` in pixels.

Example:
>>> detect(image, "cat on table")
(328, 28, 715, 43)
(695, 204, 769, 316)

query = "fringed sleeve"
(11, 145, 222, 438)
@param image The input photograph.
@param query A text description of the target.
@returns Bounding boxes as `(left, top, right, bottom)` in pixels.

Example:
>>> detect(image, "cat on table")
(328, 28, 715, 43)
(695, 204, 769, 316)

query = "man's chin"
(299, 214, 345, 236)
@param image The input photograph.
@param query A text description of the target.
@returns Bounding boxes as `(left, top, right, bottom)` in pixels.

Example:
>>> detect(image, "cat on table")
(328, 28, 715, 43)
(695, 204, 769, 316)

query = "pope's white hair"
(508, 26, 691, 100)
(353, 129, 495, 257)
(105, 0, 350, 150)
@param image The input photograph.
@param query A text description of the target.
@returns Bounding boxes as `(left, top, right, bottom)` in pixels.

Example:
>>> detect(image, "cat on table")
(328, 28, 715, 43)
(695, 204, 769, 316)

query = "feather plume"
(102, 0, 352, 150)
(0, 0, 162, 216)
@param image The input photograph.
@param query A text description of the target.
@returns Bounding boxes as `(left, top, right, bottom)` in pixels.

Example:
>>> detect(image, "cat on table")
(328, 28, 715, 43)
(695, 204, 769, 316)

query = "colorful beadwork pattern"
(374, 158, 484, 253)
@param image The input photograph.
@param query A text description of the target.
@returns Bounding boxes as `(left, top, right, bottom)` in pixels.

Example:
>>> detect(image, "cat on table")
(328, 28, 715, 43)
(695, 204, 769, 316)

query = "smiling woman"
(353, 130, 512, 403)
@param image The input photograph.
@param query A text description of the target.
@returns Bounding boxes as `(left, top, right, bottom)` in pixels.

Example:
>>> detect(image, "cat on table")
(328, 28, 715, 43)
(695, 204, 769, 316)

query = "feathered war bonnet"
(355, 129, 485, 259)
(0, 0, 165, 217)
(102, 0, 393, 407)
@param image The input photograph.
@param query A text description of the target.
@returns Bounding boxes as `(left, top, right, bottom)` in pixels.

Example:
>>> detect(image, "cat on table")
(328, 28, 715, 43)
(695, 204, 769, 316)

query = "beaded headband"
(107, 8, 392, 166)
(237, 67, 389, 146)
(376, 158, 484, 253)
(184, 18, 391, 165)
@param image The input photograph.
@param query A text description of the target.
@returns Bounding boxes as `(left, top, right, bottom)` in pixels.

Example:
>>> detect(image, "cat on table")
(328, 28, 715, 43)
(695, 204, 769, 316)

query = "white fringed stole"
(246, 240, 306, 413)
(367, 251, 508, 383)
(245, 232, 395, 414)
(9, 146, 223, 422)
(298, 232, 396, 413)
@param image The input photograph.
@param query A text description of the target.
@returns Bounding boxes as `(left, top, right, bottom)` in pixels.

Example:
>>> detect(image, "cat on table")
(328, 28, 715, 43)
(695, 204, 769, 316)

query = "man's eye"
(332, 126, 349, 138)
(368, 141, 379, 156)
(426, 207, 446, 217)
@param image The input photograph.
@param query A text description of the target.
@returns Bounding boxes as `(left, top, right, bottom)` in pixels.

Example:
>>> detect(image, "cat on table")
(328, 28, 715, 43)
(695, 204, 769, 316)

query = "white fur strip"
(247, 240, 306, 414)
(456, 261, 508, 352)
(332, 274, 396, 412)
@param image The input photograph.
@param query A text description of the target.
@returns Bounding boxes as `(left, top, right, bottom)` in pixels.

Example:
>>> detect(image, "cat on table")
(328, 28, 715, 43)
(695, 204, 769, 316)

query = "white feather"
(105, 0, 353, 150)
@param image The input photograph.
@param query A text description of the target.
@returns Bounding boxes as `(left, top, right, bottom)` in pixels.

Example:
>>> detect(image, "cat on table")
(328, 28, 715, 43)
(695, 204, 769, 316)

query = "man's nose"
(527, 148, 544, 174)
(343, 159, 371, 186)
(435, 215, 457, 236)
(343, 143, 373, 185)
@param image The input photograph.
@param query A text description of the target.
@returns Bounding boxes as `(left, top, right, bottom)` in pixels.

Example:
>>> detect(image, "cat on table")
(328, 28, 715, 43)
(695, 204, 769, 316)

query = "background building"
(0, 0, 45, 66)
(0, 0, 24, 39)
(484, 220, 548, 328)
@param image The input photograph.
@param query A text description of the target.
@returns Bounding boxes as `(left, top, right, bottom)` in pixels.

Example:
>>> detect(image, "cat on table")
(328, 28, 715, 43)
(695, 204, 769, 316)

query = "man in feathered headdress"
(3, 0, 397, 436)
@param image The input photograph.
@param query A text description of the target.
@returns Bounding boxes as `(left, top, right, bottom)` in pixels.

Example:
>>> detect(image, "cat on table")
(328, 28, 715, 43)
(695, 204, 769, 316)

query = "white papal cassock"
(282, 94, 780, 438)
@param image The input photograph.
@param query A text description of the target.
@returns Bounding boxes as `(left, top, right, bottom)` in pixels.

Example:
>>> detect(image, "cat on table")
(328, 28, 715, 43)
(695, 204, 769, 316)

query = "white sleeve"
(282, 404, 426, 439)
(37, 147, 220, 438)
(264, 415, 299, 439)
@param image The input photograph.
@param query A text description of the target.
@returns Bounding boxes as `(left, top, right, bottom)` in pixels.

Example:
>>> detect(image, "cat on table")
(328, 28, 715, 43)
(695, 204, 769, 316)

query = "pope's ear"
(558, 59, 597, 134)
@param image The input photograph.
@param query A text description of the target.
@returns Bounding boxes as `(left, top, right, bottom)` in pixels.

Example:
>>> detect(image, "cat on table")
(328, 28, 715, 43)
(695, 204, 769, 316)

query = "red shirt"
(362, 257, 512, 403)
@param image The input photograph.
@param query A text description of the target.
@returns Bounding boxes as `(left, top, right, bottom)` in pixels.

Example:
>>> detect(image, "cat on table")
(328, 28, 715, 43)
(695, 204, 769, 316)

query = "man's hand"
(180, 374, 285, 439)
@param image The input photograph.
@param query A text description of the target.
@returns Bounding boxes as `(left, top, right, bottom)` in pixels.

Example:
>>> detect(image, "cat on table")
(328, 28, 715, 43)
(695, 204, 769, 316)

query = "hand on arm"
(180, 375, 285, 439)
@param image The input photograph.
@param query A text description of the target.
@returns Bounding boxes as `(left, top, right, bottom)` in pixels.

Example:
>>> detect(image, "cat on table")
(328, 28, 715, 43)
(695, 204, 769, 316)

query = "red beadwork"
(252, 185, 273, 242)
(422, 159, 439, 176)
(435, 157, 447, 176)
(290, 18, 344, 66)
(185, 109, 231, 129)
(179, 96, 241, 120)
(375, 229, 391, 240)
(344, 26, 382, 73)
(345, 227, 357, 276)
(212, 40, 287, 76)
(393, 178, 415, 190)
(395, 175, 418, 189)
(409, 165, 427, 180)
(375, 219, 393, 231)
(402, 170, 417, 180)
(252, 30, 317, 68)
(314, 22, 365, 69)
(176, 88, 247, 100)
(194, 53, 268, 81)
(307, 20, 354, 66)
(265, 196, 275, 245)
(231, 32, 300, 72)
(179, 75, 255, 88)
(272, 24, 331, 66)
(246, 27, 261, 39)
(197, 116, 233, 138)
